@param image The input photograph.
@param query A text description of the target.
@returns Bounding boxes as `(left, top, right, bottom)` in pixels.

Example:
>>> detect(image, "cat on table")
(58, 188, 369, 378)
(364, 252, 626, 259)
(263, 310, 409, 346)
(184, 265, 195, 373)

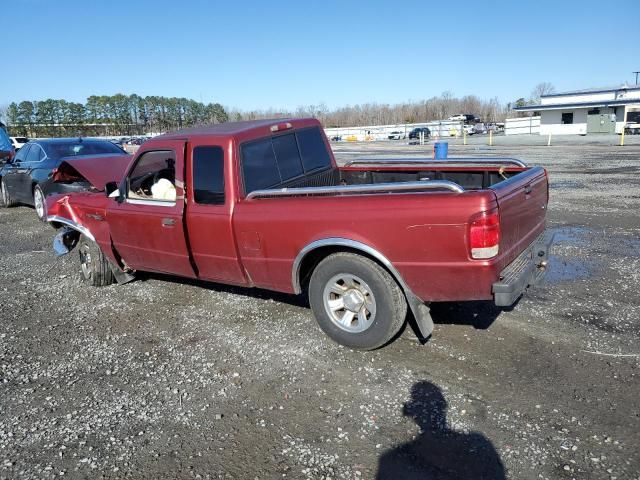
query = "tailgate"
(491, 166, 548, 267)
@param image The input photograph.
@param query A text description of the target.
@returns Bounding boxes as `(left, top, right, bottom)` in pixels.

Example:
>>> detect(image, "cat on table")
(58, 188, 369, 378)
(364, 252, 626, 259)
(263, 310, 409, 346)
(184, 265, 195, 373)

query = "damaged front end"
(53, 226, 80, 256)
(46, 193, 135, 285)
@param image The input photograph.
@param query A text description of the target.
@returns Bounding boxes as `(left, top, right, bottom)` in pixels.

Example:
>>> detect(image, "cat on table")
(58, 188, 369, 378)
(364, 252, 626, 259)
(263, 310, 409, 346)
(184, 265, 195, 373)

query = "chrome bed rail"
(245, 180, 464, 200)
(343, 157, 528, 168)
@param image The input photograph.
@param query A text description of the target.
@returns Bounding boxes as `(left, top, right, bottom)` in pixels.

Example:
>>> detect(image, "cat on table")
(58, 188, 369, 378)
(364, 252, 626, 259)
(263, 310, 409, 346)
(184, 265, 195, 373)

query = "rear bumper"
(492, 232, 552, 307)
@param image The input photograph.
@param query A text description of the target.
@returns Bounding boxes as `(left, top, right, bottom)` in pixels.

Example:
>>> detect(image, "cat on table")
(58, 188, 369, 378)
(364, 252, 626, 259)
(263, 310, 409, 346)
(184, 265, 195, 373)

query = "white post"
(547, 133, 552, 146)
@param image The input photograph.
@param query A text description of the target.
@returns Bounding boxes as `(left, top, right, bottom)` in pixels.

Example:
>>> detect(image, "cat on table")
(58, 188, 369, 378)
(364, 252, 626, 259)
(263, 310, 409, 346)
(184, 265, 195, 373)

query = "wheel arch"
(47, 215, 96, 242)
(293, 238, 411, 296)
(293, 238, 435, 339)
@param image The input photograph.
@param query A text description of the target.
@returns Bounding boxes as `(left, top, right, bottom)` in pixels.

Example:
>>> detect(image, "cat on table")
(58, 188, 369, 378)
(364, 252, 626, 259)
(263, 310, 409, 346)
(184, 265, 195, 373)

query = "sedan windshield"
(43, 141, 125, 160)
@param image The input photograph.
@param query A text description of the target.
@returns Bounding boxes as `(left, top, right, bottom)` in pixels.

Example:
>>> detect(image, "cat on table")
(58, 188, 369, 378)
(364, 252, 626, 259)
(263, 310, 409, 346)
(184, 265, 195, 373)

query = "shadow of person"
(376, 381, 506, 480)
(429, 301, 507, 330)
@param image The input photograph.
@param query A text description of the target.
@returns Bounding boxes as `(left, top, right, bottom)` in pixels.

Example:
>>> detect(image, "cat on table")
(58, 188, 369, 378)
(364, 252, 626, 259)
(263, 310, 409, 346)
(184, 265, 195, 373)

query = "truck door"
(2, 144, 29, 199)
(106, 140, 196, 278)
(184, 140, 247, 285)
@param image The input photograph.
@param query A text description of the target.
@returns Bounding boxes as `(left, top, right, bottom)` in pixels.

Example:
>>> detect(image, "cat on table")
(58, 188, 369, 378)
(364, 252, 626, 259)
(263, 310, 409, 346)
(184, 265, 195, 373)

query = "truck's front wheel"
(78, 234, 115, 287)
(308, 252, 407, 350)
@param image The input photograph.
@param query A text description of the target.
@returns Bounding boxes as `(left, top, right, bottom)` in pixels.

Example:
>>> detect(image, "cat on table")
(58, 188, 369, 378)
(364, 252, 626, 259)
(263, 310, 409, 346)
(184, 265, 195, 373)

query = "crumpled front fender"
(53, 227, 80, 256)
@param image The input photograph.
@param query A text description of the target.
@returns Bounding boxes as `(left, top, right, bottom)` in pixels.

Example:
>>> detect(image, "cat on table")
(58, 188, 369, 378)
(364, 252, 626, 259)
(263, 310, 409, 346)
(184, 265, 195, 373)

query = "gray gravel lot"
(1, 138, 639, 479)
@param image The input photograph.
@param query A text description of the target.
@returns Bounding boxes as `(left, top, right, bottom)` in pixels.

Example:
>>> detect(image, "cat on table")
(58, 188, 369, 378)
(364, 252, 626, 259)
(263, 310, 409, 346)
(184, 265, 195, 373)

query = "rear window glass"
(241, 138, 281, 193)
(296, 128, 331, 172)
(193, 146, 225, 204)
(241, 127, 332, 194)
(43, 141, 125, 160)
(272, 134, 303, 180)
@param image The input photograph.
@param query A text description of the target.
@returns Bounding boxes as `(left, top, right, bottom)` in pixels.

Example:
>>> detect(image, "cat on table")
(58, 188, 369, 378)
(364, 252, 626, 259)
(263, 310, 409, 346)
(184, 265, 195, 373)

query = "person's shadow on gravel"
(376, 381, 506, 480)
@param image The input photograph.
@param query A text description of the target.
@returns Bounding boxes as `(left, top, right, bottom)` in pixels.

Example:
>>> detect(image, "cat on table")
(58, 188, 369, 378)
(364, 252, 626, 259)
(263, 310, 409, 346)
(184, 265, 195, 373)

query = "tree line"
(227, 93, 509, 128)
(5, 95, 228, 137)
(3, 84, 553, 137)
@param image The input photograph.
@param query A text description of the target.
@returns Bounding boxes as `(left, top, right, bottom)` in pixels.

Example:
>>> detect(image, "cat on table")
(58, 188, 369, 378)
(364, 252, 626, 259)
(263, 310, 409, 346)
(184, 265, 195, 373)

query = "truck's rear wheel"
(78, 234, 115, 286)
(308, 252, 407, 350)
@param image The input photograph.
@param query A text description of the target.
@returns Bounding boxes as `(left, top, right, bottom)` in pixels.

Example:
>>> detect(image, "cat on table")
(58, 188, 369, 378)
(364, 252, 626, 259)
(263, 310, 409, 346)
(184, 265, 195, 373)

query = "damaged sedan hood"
(54, 154, 132, 190)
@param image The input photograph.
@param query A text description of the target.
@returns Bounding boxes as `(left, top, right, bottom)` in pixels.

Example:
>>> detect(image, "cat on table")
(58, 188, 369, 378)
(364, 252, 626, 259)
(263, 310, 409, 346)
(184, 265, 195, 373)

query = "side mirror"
(105, 181, 118, 196)
(106, 181, 125, 203)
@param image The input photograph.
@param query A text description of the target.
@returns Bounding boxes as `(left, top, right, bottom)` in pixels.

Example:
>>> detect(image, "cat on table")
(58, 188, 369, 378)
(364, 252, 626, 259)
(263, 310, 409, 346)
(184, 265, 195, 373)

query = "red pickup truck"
(46, 118, 550, 350)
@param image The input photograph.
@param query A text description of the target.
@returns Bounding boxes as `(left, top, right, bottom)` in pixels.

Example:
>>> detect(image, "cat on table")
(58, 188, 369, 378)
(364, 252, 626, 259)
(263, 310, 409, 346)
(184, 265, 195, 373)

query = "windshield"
(43, 140, 125, 160)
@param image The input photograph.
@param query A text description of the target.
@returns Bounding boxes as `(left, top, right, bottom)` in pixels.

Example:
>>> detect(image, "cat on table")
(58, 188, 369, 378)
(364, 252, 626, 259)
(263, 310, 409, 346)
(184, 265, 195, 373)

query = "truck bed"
(234, 158, 548, 302)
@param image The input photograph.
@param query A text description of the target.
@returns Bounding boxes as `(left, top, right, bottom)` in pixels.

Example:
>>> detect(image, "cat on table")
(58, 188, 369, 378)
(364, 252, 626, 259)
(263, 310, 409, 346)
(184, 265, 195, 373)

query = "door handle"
(524, 185, 532, 195)
(161, 218, 176, 227)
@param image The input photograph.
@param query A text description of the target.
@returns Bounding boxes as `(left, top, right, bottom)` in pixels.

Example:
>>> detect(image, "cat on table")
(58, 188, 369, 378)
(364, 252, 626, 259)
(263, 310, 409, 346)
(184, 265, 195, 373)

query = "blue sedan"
(0, 138, 127, 221)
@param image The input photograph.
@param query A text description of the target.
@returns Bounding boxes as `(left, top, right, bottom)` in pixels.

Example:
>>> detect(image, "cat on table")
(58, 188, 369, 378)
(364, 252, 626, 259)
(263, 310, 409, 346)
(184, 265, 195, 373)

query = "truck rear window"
(241, 127, 331, 194)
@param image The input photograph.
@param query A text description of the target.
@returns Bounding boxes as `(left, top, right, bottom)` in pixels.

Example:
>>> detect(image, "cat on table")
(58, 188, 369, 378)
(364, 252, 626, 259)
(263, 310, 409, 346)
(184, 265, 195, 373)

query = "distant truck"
(448, 114, 480, 124)
(45, 118, 551, 350)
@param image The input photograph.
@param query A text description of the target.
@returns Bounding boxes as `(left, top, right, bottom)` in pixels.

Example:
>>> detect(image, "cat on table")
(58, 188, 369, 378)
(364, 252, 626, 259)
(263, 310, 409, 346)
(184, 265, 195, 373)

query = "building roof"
(514, 99, 640, 112)
(541, 84, 640, 98)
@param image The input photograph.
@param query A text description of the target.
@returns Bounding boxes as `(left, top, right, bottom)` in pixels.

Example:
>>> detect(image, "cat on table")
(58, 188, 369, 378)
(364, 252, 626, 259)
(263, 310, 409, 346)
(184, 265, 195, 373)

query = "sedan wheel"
(33, 185, 46, 221)
(1, 179, 17, 207)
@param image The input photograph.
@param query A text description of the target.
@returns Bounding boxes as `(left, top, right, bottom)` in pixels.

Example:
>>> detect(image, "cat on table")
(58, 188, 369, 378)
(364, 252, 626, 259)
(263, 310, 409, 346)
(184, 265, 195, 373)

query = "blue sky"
(2, 0, 639, 110)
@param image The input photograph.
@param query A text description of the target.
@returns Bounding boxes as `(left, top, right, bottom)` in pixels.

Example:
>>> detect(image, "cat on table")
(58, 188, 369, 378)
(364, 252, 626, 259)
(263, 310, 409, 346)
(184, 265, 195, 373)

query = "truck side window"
(297, 128, 331, 172)
(127, 150, 176, 203)
(241, 138, 280, 193)
(193, 146, 224, 205)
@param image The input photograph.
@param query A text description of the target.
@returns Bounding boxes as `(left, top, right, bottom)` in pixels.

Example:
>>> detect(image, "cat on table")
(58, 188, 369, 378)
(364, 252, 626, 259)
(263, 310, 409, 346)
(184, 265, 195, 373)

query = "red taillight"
(469, 209, 500, 259)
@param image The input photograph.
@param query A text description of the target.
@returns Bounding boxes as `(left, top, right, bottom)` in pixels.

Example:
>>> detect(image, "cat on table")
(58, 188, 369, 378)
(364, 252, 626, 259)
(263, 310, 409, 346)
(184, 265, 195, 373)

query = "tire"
(1, 178, 17, 207)
(308, 252, 407, 350)
(33, 185, 47, 221)
(77, 234, 115, 287)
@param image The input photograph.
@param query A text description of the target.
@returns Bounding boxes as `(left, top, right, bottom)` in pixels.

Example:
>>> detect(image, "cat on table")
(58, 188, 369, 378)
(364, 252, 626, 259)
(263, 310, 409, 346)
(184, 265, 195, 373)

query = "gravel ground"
(1, 140, 639, 479)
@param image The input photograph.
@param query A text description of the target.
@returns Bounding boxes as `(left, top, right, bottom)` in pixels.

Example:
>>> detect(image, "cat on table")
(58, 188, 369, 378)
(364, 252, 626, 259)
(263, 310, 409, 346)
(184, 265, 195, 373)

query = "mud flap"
(406, 291, 434, 340)
(106, 257, 136, 285)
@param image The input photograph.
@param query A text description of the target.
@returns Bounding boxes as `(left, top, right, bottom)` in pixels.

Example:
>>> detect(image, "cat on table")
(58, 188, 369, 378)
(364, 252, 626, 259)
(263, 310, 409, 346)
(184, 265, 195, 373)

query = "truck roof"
(156, 118, 315, 141)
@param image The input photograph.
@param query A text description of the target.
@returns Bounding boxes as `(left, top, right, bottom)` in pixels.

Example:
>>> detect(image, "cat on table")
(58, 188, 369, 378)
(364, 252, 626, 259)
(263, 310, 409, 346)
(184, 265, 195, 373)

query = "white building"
(514, 84, 640, 135)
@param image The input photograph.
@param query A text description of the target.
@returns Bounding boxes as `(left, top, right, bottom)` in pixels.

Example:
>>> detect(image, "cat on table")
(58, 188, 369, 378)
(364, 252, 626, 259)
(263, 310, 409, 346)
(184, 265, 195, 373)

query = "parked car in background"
(0, 138, 128, 221)
(463, 124, 475, 135)
(408, 127, 431, 140)
(0, 128, 13, 164)
(473, 123, 487, 135)
(387, 131, 405, 140)
(10, 136, 29, 151)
